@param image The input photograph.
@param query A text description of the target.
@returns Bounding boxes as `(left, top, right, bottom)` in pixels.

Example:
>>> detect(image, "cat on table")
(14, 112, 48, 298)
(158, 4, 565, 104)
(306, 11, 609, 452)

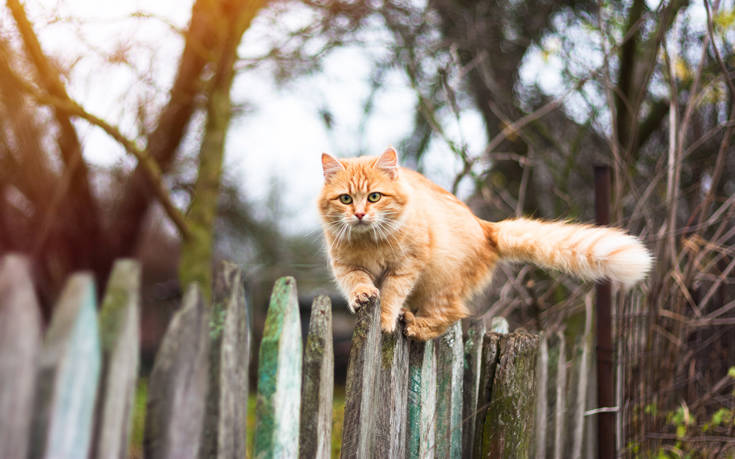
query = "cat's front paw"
(348, 284, 379, 313)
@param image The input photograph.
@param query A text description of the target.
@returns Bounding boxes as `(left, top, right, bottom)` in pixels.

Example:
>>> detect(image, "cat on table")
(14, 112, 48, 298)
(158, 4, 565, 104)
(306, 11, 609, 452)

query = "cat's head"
(318, 147, 408, 241)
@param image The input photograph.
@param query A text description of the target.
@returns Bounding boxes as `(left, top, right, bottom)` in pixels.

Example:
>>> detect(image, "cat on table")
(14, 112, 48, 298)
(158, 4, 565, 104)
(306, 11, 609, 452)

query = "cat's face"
(318, 148, 408, 241)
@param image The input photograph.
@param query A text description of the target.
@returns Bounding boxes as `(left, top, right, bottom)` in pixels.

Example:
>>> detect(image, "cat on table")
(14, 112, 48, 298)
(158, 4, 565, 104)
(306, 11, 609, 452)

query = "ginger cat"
(318, 147, 652, 341)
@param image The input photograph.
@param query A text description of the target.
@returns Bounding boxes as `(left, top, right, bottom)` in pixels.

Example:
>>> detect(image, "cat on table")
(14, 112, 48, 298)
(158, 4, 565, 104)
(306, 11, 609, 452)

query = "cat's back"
(400, 167, 485, 244)
(400, 168, 475, 216)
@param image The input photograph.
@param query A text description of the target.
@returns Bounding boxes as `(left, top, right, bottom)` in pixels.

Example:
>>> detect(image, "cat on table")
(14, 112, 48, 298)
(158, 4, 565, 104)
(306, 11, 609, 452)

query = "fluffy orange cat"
(318, 147, 652, 341)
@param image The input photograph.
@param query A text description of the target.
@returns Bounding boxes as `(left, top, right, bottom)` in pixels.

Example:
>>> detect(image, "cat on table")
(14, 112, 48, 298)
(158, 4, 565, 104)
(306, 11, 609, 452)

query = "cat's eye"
(339, 194, 353, 204)
(367, 192, 382, 202)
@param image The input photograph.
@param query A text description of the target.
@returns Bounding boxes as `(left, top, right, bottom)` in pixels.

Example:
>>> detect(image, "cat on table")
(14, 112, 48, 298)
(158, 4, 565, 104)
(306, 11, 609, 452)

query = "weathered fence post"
(373, 324, 409, 458)
(0, 255, 42, 459)
(341, 297, 410, 458)
(476, 331, 540, 458)
(91, 259, 141, 459)
(553, 331, 567, 459)
(254, 277, 303, 459)
(299, 295, 334, 459)
(462, 318, 486, 459)
(473, 332, 501, 459)
(201, 261, 251, 459)
(144, 285, 210, 459)
(340, 298, 381, 458)
(535, 333, 549, 459)
(435, 321, 464, 457)
(406, 339, 436, 459)
(29, 273, 101, 459)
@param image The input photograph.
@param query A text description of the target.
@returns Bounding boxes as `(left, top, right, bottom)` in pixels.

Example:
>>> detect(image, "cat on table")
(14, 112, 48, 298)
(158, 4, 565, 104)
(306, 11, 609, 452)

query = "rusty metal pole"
(594, 165, 614, 459)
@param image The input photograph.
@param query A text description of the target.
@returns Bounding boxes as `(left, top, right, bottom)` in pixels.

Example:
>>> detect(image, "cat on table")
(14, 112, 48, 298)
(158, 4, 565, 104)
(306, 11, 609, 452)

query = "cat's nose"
(355, 212, 366, 220)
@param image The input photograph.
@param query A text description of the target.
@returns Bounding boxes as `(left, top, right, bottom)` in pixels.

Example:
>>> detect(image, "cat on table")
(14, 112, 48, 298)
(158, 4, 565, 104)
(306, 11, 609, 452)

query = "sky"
(21, 0, 486, 234)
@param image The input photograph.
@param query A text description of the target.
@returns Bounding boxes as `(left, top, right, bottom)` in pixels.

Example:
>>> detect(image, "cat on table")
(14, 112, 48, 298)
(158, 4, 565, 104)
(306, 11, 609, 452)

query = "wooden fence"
(0, 254, 542, 458)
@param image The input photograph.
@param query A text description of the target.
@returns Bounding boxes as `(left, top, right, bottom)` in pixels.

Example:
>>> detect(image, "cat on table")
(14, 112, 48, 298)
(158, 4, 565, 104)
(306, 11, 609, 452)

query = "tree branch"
(4, 65, 191, 239)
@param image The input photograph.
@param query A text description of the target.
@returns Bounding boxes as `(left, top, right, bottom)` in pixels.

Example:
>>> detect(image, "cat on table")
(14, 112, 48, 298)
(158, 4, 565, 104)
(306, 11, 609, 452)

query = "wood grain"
(299, 295, 334, 459)
(144, 285, 210, 459)
(91, 260, 141, 459)
(0, 255, 42, 459)
(201, 261, 251, 459)
(253, 277, 303, 459)
(29, 273, 101, 459)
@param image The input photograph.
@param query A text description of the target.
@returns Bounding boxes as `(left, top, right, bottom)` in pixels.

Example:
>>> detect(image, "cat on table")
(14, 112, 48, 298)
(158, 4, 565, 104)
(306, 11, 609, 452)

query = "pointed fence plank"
(477, 331, 540, 458)
(462, 318, 486, 458)
(0, 255, 42, 459)
(29, 273, 101, 459)
(201, 261, 251, 459)
(373, 324, 409, 458)
(435, 321, 464, 458)
(91, 260, 141, 459)
(299, 295, 334, 459)
(254, 277, 303, 459)
(144, 285, 210, 459)
(406, 339, 437, 459)
(340, 298, 381, 458)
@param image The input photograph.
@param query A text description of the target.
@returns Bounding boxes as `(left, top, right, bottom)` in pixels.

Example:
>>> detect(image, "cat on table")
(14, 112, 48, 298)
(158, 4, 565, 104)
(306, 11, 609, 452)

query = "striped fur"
(318, 148, 652, 340)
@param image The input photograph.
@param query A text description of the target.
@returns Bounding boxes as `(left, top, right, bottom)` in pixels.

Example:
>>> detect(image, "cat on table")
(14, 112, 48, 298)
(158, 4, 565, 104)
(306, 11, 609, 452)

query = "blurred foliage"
(2, 0, 735, 454)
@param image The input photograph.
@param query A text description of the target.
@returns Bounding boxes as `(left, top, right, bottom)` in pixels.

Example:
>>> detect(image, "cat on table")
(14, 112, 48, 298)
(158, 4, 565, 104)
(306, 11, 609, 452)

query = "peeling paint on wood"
(30, 273, 101, 459)
(254, 277, 302, 459)
(91, 260, 141, 459)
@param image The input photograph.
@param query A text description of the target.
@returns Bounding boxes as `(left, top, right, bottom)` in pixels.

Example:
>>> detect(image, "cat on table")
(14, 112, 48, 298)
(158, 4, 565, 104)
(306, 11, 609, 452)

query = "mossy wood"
(472, 333, 501, 459)
(90, 260, 141, 459)
(372, 323, 409, 458)
(299, 295, 334, 459)
(254, 277, 302, 459)
(435, 321, 464, 458)
(29, 274, 101, 459)
(0, 255, 42, 459)
(201, 261, 251, 459)
(477, 332, 540, 458)
(340, 298, 381, 458)
(144, 285, 210, 459)
(405, 339, 436, 459)
(461, 318, 485, 459)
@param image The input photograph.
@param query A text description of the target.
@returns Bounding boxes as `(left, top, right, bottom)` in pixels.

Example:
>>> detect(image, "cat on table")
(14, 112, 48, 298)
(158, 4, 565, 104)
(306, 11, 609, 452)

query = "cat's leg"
(401, 302, 470, 341)
(379, 271, 421, 332)
(332, 264, 378, 313)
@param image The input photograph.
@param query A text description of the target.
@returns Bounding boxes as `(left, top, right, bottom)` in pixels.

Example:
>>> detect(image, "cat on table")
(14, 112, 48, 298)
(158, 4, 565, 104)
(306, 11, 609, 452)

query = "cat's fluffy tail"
(484, 218, 652, 288)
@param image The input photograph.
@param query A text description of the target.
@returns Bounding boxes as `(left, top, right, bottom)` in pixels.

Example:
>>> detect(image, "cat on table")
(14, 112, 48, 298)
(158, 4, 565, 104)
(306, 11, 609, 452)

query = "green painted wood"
(144, 285, 210, 459)
(201, 261, 251, 459)
(254, 277, 303, 459)
(299, 295, 333, 459)
(472, 332, 501, 459)
(340, 297, 381, 458)
(373, 322, 409, 458)
(0, 255, 42, 459)
(478, 332, 540, 459)
(91, 260, 141, 459)
(462, 318, 486, 459)
(406, 339, 436, 459)
(29, 273, 101, 459)
(435, 321, 464, 458)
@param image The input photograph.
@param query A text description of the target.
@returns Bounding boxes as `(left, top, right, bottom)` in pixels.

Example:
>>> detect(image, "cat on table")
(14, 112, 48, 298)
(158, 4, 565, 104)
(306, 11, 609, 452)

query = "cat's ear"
(376, 147, 399, 180)
(321, 153, 345, 181)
